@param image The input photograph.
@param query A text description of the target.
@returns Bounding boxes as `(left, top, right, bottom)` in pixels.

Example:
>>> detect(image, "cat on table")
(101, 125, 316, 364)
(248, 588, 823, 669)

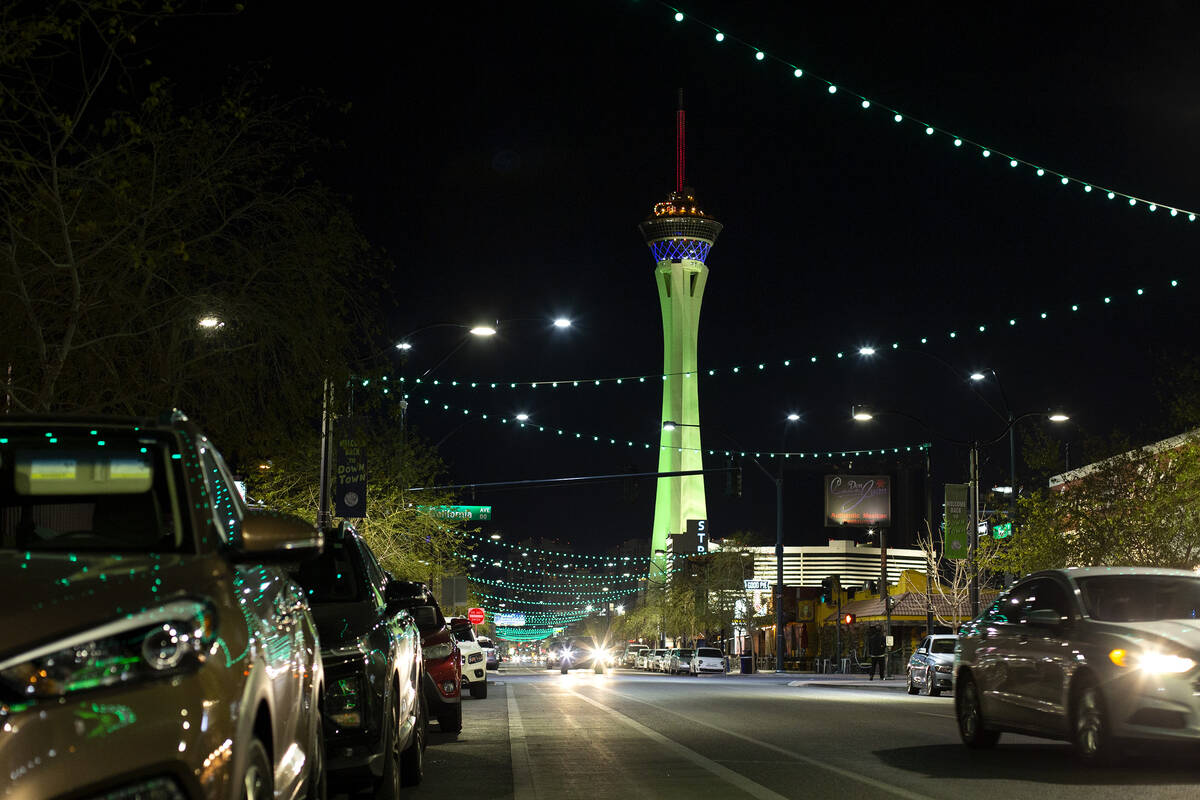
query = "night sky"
(196, 2, 1199, 552)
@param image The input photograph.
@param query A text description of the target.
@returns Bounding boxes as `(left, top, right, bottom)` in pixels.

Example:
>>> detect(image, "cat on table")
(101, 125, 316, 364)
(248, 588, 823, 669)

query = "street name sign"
(744, 579, 770, 590)
(417, 505, 493, 521)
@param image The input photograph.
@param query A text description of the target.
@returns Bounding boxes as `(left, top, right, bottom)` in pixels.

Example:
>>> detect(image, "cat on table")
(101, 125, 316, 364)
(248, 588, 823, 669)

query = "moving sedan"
(955, 567, 1200, 762)
(0, 413, 326, 800)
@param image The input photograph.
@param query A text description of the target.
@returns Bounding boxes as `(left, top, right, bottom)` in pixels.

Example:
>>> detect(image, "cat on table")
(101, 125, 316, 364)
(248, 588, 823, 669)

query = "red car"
(386, 580, 463, 733)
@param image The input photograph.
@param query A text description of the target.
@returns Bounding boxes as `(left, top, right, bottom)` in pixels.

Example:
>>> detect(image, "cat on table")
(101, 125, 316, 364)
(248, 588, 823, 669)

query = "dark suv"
(385, 580, 463, 733)
(287, 521, 425, 793)
(0, 412, 326, 800)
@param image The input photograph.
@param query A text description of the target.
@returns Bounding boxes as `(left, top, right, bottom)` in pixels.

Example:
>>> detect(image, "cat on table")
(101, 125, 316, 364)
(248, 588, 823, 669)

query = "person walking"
(867, 626, 886, 680)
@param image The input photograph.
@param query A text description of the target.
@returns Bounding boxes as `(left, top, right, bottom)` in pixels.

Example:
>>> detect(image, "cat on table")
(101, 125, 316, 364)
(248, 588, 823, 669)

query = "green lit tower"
(638, 91, 723, 570)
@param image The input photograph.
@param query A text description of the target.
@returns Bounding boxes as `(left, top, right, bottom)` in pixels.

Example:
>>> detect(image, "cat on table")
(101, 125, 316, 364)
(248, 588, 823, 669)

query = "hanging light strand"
(656, 4, 1196, 221)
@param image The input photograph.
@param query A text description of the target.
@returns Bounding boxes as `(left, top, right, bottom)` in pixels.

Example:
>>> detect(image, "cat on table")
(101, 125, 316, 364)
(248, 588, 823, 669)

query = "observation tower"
(638, 91, 723, 569)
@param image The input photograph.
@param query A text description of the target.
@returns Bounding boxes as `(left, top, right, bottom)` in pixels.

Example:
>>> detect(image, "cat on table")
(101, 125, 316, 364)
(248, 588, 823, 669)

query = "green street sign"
(991, 521, 1013, 540)
(417, 505, 493, 521)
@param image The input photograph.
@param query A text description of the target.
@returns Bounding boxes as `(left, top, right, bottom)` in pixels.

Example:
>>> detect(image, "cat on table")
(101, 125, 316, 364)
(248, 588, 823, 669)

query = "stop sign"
(467, 607, 486, 625)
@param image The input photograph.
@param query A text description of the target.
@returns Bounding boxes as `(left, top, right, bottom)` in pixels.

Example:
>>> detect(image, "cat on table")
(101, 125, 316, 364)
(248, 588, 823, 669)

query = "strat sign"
(824, 475, 892, 527)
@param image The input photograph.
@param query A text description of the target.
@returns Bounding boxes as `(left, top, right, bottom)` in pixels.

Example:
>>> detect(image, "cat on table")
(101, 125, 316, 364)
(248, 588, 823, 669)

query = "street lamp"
(664, 414, 800, 673)
(851, 405, 1069, 617)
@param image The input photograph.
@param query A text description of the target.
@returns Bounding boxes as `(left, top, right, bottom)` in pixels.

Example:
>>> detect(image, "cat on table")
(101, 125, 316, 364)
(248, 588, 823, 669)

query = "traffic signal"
(819, 576, 834, 604)
(842, 613, 856, 625)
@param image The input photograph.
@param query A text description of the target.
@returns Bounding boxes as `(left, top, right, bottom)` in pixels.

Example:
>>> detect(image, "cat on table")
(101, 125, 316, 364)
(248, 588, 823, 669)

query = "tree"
(247, 398, 470, 583)
(915, 519, 1001, 629)
(994, 433, 1200, 574)
(0, 1, 381, 454)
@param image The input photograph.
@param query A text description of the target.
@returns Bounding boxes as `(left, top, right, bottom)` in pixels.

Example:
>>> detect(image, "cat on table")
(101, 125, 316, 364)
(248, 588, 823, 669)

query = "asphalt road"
(336, 666, 1200, 799)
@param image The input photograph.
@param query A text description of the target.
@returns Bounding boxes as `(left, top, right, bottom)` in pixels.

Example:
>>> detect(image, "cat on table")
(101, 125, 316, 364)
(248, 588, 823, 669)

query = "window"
(930, 638, 956, 654)
(200, 447, 245, 545)
(1020, 578, 1073, 623)
(1078, 575, 1200, 622)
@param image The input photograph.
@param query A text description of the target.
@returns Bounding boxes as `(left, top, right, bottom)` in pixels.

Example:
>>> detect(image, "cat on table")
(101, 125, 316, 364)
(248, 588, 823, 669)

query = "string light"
(377, 277, 1182, 395)
(643, 2, 1197, 223)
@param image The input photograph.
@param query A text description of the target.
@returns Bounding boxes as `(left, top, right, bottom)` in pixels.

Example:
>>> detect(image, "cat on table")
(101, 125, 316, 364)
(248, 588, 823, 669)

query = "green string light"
(645, 2, 1198, 223)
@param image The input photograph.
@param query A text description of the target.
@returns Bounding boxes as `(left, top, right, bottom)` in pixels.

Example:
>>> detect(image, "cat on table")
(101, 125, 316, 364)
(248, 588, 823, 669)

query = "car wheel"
(438, 702, 462, 734)
(561, 664, 569, 674)
(307, 707, 327, 800)
(1072, 678, 1115, 764)
(594, 663, 605, 674)
(241, 738, 273, 800)
(470, 680, 488, 699)
(399, 692, 425, 787)
(956, 674, 1000, 749)
(906, 670, 919, 695)
(373, 691, 402, 800)
(923, 669, 941, 697)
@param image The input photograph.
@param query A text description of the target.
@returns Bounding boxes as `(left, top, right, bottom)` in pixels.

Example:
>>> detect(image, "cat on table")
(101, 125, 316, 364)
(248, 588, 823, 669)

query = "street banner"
(334, 415, 367, 518)
(824, 475, 891, 526)
(494, 612, 526, 627)
(944, 483, 970, 559)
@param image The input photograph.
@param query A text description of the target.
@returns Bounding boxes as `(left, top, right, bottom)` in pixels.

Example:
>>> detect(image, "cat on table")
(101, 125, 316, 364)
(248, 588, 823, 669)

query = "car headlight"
(0, 600, 214, 699)
(424, 641, 454, 660)
(1109, 648, 1197, 674)
(467, 652, 483, 664)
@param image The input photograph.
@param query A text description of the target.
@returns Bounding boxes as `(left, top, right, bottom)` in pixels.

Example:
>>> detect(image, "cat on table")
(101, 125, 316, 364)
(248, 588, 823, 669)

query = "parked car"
(635, 649, 656, 670)
(690, 647, 727, 675)
(955, 567, 1200, 762)
(476, 634, 500, 670)
(907, 634, 956, 696)
(449, 617, 489, 698)
(288, 520, 426, 792)
(648, 649, 669, 672)
(666, 648, 695, 674)
(624, 645, 649, 667)
(0, 412, 326, 800)
(386, 580, 463, 733)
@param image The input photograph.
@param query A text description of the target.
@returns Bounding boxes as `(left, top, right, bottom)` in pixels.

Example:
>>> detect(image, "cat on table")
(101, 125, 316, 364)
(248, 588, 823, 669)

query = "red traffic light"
(842, 613, 856, 625)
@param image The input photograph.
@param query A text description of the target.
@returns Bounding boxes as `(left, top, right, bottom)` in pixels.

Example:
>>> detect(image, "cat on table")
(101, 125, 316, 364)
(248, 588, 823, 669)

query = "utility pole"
(880, 526, 891, 678)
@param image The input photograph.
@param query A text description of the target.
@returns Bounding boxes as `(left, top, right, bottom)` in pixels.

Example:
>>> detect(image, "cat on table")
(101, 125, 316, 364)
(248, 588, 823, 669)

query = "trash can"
(740, 655, 754, 674)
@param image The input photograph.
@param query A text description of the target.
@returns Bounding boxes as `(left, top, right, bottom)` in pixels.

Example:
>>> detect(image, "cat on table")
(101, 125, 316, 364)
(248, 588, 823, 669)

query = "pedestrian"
(867, 626, 885, 680)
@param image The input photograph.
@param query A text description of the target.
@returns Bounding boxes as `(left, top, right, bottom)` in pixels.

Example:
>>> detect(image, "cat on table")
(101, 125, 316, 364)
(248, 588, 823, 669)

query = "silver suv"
(955, 567, 1200, 762)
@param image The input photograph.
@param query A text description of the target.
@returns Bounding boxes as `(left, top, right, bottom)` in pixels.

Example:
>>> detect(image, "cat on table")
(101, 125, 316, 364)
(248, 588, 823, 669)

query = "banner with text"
(944, 483, 970, 559)
(334, 415, 367, 518)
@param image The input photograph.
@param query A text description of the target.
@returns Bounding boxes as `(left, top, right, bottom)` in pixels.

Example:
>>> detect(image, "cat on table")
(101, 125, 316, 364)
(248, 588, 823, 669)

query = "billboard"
(824, 475, 891, 527)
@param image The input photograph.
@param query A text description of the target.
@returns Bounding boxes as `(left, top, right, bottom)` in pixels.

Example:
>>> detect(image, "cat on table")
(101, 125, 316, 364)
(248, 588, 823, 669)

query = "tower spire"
(675, 88, 685, 194)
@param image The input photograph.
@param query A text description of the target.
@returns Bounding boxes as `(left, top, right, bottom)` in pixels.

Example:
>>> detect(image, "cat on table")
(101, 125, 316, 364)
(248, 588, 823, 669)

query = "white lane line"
(916, 712, 956, 720)
(561, 687, 788, 800)
(592, 687, 930, 800)
(507, 684, 538, 800)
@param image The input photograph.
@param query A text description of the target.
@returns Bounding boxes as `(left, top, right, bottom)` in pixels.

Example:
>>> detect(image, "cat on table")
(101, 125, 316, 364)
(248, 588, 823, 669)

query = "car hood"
(1100, 619, 1200, 653)
(309, 602, 376, 650)
(0, 550, 224, 660)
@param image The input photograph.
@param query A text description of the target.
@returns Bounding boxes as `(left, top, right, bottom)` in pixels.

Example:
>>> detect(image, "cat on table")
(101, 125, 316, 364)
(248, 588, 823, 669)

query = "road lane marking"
(916, 712, 956, 720)
(507, 684, 538, 800)
(561, 687, 788, 800)
(591, 687, 930, 800)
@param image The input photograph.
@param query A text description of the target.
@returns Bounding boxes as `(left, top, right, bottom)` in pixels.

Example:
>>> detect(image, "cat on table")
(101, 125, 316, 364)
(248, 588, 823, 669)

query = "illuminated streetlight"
(490, 533, 502, 540)
(515, 413, 530, 422)
(197, 316, 225, 330)
(858, 346, 876, 356)
(786, 413, 801, 422)
(553, 317, 572, 328)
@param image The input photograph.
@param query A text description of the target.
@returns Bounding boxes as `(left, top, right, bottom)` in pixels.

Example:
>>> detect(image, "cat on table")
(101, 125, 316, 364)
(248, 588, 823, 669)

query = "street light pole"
(316, 376, 335, 531)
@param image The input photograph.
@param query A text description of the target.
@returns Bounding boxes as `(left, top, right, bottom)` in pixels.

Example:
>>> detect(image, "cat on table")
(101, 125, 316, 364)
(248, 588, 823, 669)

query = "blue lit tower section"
(638, 91, 723, 574)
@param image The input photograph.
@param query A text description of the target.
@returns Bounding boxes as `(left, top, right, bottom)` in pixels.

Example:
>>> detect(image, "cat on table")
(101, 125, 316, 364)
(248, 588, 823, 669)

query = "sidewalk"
(720, 668, 908, 690)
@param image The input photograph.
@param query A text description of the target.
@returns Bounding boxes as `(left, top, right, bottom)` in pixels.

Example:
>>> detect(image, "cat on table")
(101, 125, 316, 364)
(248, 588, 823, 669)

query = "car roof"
(1028, 567, 1200, 581)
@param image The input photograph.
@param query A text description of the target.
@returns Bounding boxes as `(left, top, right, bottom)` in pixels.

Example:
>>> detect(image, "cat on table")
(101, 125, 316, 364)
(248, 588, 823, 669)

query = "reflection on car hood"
(1100, 619, 1200, 652)
(0, 550, 223, 659)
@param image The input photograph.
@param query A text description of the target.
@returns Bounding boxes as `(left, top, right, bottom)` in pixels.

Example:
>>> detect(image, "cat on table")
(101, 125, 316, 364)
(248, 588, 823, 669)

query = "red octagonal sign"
(467, 607, 486, 625)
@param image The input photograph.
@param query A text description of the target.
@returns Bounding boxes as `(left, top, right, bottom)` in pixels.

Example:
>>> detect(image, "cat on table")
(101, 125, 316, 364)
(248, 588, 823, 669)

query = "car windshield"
(287, 538, 361, 602)
(0, 432, 189, 553)
(1077, 575, 1200, 621)
(452, 628, 476, 643)
(930, 639, 956, 654)
(697, 648, 723, 657)
(676, 649, 694, 656)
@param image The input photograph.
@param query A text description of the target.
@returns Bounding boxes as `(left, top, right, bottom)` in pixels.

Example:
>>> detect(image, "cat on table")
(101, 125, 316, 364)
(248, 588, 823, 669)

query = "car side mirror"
(235, 509, 323, 562)
(917, 647, 927, 654)
(1026, 608, 1064, 627)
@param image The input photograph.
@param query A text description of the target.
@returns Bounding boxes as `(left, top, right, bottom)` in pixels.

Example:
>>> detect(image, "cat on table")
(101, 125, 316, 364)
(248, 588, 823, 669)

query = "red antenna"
(675, 88, 685, 194)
